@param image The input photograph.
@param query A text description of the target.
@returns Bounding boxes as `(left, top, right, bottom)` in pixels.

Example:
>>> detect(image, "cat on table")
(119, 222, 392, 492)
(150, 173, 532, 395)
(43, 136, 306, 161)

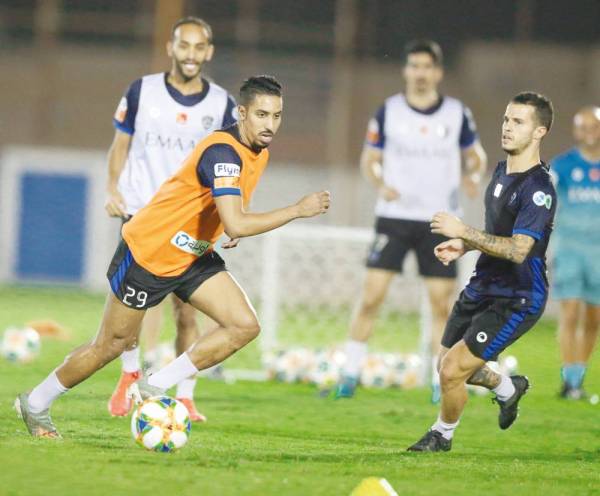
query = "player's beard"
(174, 59, 202, 82)
(251, 141, 269, 152)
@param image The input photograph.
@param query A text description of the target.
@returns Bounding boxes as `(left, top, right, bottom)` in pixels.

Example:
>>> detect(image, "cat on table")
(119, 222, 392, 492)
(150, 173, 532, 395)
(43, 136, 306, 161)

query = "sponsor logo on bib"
(533, 190, 552, 209)
(170, 231, 211, 257)
(214, 163, 240, 177)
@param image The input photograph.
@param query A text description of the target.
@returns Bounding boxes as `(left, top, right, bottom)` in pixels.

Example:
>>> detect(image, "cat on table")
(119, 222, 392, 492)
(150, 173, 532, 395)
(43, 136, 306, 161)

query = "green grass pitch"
(1, 285, 599, 496)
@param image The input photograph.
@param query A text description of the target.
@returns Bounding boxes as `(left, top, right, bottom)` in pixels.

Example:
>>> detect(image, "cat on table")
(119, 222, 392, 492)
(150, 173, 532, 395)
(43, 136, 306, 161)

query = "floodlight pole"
(151, 0, 184, 72)
(33, 0, 60, 143)
(328, 0, 359, 225)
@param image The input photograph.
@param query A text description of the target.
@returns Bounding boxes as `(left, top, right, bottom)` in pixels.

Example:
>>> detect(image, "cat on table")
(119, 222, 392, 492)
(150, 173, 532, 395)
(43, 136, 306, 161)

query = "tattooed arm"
(430, 212, 535, 264)
(461, 227, 534, 264)
(467, 365, 501, 389)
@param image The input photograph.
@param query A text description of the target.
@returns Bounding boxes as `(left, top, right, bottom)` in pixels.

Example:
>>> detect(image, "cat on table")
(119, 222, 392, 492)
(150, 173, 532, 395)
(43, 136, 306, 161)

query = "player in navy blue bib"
(409, 92, 555, 452)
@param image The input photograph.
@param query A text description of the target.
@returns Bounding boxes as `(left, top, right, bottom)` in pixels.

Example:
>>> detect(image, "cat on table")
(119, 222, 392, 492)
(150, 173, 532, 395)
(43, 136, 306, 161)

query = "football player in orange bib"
(106, 16, 238, 422)
(16, 76, 331, 438)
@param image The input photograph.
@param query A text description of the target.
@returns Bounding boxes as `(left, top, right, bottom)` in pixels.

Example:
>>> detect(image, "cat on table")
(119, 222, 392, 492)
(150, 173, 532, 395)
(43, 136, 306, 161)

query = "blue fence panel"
(17, 172, 88, 282)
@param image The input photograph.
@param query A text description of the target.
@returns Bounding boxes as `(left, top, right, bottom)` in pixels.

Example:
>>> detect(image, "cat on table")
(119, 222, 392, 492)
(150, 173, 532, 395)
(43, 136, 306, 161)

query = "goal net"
(219, 222, 477, 387)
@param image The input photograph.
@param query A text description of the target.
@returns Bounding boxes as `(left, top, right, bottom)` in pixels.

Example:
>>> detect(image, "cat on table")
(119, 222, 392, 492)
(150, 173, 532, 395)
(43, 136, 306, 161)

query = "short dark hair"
(239, 75, 283, 106)
(404, 39, 443, 66)
(171, 16, 213, 43)
(511, 92, 554, 131)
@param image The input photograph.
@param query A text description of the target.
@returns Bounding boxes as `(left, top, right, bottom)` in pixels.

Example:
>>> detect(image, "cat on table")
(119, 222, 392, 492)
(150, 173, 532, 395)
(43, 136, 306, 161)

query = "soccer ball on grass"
(131, 396, 191, 452)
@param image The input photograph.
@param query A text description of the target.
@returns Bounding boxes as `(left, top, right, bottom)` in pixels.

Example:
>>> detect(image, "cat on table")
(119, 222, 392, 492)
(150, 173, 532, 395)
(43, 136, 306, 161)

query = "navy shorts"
(106, 240, 226, 310)
(366, 217, 456, 278)
(442, 291, 546, 360)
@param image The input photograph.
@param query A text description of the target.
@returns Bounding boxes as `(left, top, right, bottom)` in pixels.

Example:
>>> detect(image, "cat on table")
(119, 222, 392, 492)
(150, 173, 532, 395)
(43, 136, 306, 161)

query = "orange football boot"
(108, 370, 141, 416)
(176, 397, 207, 422)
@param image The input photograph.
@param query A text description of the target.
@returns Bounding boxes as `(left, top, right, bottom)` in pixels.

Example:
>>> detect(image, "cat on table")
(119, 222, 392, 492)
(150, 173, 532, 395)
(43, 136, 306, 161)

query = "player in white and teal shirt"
(551, 106, 600, 399)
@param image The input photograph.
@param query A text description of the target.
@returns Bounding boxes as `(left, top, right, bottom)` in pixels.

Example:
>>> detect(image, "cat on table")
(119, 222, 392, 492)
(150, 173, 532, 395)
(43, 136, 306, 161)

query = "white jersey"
(366, 94, 477, 221)
(113, 73, 237, 215)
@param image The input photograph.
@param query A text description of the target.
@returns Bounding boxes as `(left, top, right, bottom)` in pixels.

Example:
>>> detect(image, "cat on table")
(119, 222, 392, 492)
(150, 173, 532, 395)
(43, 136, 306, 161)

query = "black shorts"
(106, 240, 226, 310)
(442, 291, 546, 361)
(366, 217, 456, 278)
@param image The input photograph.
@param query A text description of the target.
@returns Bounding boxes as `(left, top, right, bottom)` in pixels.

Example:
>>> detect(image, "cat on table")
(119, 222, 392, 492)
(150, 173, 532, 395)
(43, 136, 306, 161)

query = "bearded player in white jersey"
(335, 40, 487, 403)
(104, 16, 237, 421)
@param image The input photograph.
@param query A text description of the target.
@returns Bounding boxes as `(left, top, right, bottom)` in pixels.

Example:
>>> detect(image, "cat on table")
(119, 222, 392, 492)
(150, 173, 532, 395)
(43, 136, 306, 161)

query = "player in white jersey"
(104, 17, 237, 421)
(335, 40, 487, 402)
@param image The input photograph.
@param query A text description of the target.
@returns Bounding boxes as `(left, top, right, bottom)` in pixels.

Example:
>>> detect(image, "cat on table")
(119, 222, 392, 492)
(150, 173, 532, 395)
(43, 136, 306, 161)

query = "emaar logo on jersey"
(144, 132, 197, 152)
(392, 143, 454, 159)
(214, 163, 241, 177)
(170, 231, 211, 257)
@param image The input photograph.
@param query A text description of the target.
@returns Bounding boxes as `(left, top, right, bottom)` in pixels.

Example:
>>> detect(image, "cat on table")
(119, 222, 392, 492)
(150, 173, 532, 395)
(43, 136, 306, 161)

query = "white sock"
(144, 348, 158, 366)
(343, 340, 367, 378)
(121, 347, 141, 373)
(492, 374, 515, 401)
(176, 377, 197, 399)
(28, 371, 69, 414)
(148, 352, 199, 390)
(432, 415, 460, 440)
(431, 356, 440, 386)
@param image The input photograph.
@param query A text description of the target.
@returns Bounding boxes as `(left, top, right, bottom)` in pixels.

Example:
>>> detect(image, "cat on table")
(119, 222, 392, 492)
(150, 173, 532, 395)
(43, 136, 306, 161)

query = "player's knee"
(232, 317, 260, 347)
(360, 294, 384, 316)
(430, 298, 450, 320)
(439, 358, 461, 386)
(562, 313, 578, 330)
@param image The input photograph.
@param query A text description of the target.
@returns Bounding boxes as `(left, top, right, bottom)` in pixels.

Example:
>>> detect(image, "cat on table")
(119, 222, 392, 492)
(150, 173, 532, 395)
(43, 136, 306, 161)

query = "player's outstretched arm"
(431, 211, 534, 264)
(215, 191, 330, 239)
(105, 129, 132, 218)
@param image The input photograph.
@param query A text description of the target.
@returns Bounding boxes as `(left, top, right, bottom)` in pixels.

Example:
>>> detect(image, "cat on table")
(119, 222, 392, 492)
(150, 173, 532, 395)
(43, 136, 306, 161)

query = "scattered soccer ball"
(131, 396, 191, 452)
(1, 327, 41, 363)
(391, 353, 422, 389)
(264, 347, 425, 390)
(308, 348, 346, 389)
(360, 354, 395, 388)
(500, 355, 519, 376)
(269, 347, 315, 383)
